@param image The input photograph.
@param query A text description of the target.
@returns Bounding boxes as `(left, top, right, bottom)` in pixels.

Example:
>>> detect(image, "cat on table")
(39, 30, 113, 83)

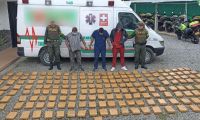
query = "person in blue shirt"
(89, 28, 111, 71)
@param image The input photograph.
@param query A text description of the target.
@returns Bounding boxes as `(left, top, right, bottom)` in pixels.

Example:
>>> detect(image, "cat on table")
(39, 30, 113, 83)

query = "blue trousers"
(94, 47, 106, 69)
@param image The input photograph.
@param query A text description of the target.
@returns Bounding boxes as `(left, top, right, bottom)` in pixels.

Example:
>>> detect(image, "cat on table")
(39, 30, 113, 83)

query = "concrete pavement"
(0, 48, 19, 72)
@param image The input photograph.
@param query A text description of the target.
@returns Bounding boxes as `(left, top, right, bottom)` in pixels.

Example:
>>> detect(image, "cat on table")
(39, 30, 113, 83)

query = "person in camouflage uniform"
(44, 21, 62, 70)
(133, 22, 149, 69)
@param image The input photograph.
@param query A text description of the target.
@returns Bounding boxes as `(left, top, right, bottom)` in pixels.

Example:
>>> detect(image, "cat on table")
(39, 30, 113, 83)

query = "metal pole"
(134, 3, 137, 12)
(154, 3, 158, 31)
(185, 2, 188, 20)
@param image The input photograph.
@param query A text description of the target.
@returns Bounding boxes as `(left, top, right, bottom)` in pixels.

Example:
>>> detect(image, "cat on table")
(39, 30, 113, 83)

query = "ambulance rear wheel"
(39, 49, 55, 66)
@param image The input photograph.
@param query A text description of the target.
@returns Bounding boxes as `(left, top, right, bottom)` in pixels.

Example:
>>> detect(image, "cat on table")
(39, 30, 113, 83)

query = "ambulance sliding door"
(80, 7, 114, 57)
(114, 8, 140, 57)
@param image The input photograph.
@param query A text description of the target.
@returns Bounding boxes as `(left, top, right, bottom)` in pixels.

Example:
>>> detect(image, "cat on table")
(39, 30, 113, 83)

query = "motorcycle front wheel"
(191, 35, 199, 44)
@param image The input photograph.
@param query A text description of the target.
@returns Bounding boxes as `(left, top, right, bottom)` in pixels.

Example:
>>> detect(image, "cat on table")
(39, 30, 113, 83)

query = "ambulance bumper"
(17, 47, 24, 56)
(154, 47, 165, 56)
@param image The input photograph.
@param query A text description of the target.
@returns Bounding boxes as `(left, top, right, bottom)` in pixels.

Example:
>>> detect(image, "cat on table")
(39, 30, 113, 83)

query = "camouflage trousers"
(135, 44, 146, 66)
(47, 41, 60, 63)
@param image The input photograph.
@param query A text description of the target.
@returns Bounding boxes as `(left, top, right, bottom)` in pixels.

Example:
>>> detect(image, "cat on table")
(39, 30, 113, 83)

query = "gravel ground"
(1, 34, 200, 120)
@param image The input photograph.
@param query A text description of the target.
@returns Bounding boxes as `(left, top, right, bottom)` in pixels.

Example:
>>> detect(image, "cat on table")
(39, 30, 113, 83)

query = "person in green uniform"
(44, 21, 62, 70)
(133, 22, 149, 69)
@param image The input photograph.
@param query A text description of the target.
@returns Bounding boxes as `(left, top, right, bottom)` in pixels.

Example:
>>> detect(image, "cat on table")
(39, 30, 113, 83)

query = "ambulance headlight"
(159, 41, 165, 46)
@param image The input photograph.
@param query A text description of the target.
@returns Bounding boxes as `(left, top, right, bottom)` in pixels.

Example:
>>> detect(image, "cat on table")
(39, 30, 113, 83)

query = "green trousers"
(134, 44, 146, 66)
(47, 41, 60, 63)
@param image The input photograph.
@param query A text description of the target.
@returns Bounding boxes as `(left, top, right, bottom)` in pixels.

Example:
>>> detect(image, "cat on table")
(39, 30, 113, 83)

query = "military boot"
(135, 64, 139, 69)
(49, 62, 53, 70)
(79, 66, 84, 71)
(141, 65, 148, 69)
(57, 62, 61, 70)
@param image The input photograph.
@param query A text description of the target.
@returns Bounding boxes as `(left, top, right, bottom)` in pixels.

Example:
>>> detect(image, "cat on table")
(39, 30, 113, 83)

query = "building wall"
(131, 1, 200, 18)
(0, 0, 10, 30)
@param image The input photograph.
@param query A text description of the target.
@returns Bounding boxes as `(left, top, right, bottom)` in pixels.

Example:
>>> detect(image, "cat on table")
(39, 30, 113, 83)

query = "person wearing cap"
(110, 22, 128, 72)
(44, 21, 62, 70)
(133, 22, 149, 69)
(65, 27, 88, 71)
(89, 28, 111, 71)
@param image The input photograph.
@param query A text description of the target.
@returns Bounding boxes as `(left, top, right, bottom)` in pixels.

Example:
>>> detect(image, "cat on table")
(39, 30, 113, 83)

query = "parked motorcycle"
(140, 13, 155, 29)
(144, 13, 155, 29)
(158, 14, 168, 31)
(164, 20, 173, 32)
(164, 14, 181, 32)
(179, 15, 186, 23)
(171, 15, 180, 32)
(190, 17, 200, 43)
(174, 21, 199, 44)
(159, 13, 184, 33)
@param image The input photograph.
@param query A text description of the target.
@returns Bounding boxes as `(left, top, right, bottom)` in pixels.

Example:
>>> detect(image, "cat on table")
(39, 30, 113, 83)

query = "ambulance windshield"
(118, 12, 139, 30)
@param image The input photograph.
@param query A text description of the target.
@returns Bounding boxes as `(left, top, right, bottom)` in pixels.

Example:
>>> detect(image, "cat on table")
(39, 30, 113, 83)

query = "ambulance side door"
(114, 9, 139, 56)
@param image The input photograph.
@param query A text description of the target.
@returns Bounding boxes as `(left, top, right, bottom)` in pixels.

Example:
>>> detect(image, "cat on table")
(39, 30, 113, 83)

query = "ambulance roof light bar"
(108, 0, 114, 7)
(45, 0, 52, 5)
(86, 0, 93, 7)
(22, 0, 29, 4)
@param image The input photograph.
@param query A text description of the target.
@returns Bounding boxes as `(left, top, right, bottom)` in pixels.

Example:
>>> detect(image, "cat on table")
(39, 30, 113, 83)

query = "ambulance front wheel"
(145, 47, 155, 64)
(39, 48, 55, 66)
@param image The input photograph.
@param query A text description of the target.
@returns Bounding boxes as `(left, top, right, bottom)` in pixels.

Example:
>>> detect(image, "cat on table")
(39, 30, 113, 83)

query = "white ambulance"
(17, 0, 165, 65)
